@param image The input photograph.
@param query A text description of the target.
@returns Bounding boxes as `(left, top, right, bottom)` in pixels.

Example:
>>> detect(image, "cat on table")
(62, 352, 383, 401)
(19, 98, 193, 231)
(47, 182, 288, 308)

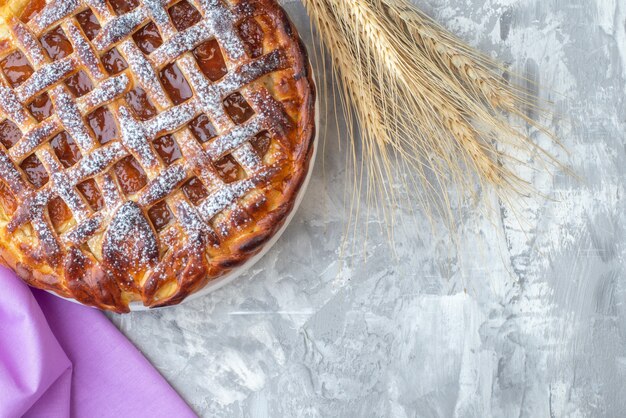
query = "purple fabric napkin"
(0, 267, 197, 418)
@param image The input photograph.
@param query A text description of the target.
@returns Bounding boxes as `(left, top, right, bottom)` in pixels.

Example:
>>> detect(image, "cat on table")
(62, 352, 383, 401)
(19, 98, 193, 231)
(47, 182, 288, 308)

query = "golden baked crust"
(0, 0, 315, 312)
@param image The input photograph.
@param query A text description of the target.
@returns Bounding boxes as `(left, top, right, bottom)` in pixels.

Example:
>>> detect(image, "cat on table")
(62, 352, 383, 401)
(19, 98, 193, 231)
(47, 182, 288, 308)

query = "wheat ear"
(302, 0, 561, 237)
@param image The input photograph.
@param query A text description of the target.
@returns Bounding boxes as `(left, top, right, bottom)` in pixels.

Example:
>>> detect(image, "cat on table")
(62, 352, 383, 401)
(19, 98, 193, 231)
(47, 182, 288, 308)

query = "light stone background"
(108, 0, 625, 416)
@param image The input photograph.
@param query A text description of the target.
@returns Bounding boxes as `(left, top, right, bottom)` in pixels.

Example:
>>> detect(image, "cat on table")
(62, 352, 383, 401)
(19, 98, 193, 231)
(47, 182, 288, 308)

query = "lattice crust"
(0, 0, 315, 311)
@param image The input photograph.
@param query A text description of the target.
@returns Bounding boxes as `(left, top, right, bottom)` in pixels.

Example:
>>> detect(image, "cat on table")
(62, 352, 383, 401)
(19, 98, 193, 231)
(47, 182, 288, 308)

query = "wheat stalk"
(302, 0, 561, 241)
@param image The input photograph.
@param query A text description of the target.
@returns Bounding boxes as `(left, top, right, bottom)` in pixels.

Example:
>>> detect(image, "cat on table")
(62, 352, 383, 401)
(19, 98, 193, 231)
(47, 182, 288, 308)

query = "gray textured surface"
(108, 1, 626, 416)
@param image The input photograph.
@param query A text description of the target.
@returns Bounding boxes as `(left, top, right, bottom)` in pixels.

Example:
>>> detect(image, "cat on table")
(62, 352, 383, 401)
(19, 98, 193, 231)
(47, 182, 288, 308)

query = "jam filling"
(0, 50, 34, 88)
(101, 48, 128, 75)
(40, 26, 73, 61)
(87, 107, 119, 145)
(20, 0, 47, 23)
(0, 120, 22, 149)
(133, 22, 163, 55)
(20, 154, 49, 189)
(251, 130, 271, 157)
(152, 135, 182, 165)
(51, 131, 82, 167)
(213, 155, 242, 183)
(168, 0, 202, 32)
(108, 0, 139, 15)
(113, 156, 148, 195)
(193, 39, 227, 81)
(159, 63, 193, 105)
(237, 18, 264, 58)
(148, 200, 173, 232)
(182, 177, 208, 205)
(223, 92, 255, 124)
(77, 179, 104, 211)
(188, 114, 217, 143)
(48, 197, 72, 231)
(65, 70, 94, 97)
(125, 87, 157, 121)
(76, 9, 101, 40)
(27, 94, 54, 122)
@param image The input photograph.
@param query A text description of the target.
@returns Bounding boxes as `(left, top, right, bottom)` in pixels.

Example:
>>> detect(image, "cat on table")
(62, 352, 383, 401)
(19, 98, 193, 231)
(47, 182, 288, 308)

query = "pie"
(0, 0, 315, 312)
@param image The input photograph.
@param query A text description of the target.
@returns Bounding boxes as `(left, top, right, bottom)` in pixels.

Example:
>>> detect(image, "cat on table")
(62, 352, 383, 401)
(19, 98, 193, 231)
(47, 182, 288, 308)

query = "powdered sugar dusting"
(139, 164, 187, 205)
(9, 119, 60, 161)
(151, 22, 213, 67)
(93, 8, 147, 51)
(195, 0, 246, 62)
(99, 172, 124, 209)
(9, 188, 52, 230)
(0, 151, 28, 195)
(197, 172, 267, 222)
(103, 201, 158, 269)
(208, 118, 263, 159)
(177, 57, 230, 127)
(51, 86, 97, 151)
(63, 213, 104, 245)
(84, 0, 112, 18)
(0, 85, 29, 125)
(142, 0, 176, 36)
(50, 171, 90, 221)
(30, 0, 81, 34)
(31, 213, 61, 257)
(119, 106, 159, 168)
(72, 142, 126, 179)
(175, 199, 211, 235)
(79, 74, 130, 110)
(65, 22, 106, 81)
(120, 40, 170, 107)
(222, 50, 285, 92)
(232, 143, 261, 173)
(146, 102, 197, 137)
(11, 22, 46, 66)
(16, 59, 75, 102)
